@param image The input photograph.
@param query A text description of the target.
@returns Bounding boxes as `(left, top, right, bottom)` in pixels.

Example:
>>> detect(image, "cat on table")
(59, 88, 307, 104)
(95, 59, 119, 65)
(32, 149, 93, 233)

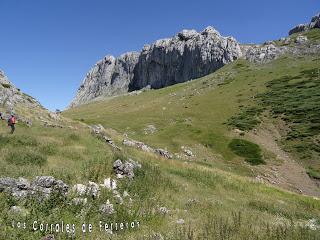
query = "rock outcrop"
(70, 27, 242, 107)
(0, 70, 44, 112)
(0, 176, 68, 201)
(241, 43, 285, 63)
(289, 13, 320, 35)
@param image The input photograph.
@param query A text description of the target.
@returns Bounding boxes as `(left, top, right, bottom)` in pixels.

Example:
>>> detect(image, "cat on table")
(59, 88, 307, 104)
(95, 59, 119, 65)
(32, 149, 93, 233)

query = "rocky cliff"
(0, 70, 44, 113)
(69, 27, 242, 108)
(289, 13, 320, 35)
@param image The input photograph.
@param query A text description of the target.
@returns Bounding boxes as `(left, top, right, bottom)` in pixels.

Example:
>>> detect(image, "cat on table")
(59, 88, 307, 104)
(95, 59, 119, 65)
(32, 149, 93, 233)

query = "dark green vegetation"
(227, 55, 320, 175)
(1, 83, 11, 88)
(228, 139, 264, 165)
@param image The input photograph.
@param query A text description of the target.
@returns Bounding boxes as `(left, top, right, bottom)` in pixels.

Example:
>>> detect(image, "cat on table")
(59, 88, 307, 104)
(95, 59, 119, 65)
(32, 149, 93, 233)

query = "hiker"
(0, 112, 3, 120)
(8, 114, 16, 134)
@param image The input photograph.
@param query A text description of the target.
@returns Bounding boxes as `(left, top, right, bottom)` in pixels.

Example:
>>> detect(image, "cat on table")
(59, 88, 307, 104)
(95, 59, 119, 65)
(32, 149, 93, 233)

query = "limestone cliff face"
(70, 52, 139, 108)
(70, 26, 242, 108)
(129, 27, 241, 91)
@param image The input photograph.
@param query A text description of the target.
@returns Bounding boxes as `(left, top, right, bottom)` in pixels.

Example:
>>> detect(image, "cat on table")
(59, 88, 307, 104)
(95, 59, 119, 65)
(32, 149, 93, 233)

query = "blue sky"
(0, 0, 317, 111)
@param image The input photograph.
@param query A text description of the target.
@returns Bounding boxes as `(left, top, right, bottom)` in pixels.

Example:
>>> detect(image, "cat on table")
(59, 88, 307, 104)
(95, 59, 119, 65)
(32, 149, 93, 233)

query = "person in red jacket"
(8, 114, 16, 134)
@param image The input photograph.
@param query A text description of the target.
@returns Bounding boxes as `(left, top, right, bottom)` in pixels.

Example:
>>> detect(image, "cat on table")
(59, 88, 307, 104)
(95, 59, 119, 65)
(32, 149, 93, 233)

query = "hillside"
(63, 29, 320, 239)
(0, 15, 319, 240)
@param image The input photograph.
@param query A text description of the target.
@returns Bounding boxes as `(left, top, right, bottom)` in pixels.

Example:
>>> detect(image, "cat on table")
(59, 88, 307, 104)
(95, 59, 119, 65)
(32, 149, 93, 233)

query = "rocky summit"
(69, 27, 242, 107)
(289, 13, 320, 35)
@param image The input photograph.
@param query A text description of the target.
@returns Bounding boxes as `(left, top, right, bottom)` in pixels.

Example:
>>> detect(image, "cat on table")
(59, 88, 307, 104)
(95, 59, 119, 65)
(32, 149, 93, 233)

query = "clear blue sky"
(0, 0, 318, 111)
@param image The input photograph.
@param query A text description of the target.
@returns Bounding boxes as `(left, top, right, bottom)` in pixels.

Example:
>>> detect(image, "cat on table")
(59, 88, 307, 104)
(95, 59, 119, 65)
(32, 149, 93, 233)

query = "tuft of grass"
(5, 148, 47, 166)
(227, 106, 263, 131)
(229, 139, 264, 165)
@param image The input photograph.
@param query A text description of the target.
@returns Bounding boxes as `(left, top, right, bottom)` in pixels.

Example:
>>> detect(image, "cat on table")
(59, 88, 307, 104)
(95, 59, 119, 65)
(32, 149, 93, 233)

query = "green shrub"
(5, 149, 47, 166)
(229, 139, 264, 165)
(1, 83, 11, 88)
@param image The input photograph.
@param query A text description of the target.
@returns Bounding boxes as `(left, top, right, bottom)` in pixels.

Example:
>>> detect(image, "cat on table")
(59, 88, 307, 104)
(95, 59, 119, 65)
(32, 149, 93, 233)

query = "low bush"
(228, 139, 264, 165)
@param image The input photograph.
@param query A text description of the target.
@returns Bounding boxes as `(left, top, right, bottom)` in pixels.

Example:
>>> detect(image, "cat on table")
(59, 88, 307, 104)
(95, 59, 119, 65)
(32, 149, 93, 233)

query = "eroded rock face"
(129, 27, 242, 91)
(70, 52, 139, 108)
(289, 13, 320, 35)
(70, 27, 242, 107)
(242, 44, 285, 63)
(0, 70, 44, 112)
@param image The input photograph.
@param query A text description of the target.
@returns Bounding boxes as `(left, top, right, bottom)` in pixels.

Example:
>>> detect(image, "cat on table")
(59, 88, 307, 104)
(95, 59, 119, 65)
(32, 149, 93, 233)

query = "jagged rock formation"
(70, 27, 242, 107)
(289, 13, 320, 35)
(241, 43, 285, 63)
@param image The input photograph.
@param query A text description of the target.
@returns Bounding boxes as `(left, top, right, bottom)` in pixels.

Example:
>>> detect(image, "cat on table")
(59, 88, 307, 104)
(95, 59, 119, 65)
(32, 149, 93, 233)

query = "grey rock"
(113, 159, 141, 179)
(155, 149, 173, 159)
(0, 177, 17, 191)
(72, 184, 87, 196)
(176, 219, 185, 224)
(289, 13, 320, 35)
(33, 176, 56, 188)
(0, 176, 68, 201)
(158, 207, 169, 215)
(243, 44, 284, 63)
(87, 181, 100, 198)
(295, 36, 308, 44)
(99, 200, 115, 215)
(70, 26, 241, 107)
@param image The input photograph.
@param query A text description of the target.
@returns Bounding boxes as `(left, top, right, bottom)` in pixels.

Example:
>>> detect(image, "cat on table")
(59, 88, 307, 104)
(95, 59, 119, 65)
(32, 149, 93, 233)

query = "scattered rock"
(123, 139, 154, 153)
(243, 44, 284, 63)
(295, 36, 308, 44)
(144, 124, 157, 135)
(87, 181, 100, 198)
(155, 149, 173, 159)
(72, 184, 87, 196)
(0, 176, 68, 201)
(176, 219, 185, 225)
(90, 125, 121, 150)
(101, 178, 117, 190)
(158, 207, 169, 215)
(113, 159, 141, 179)
(186, 198, 199, 207)
(181, 146, 194, 157)
(99, 200, 115, 215)
(41, 235, 55, 240)
(306, 218, 320, 230)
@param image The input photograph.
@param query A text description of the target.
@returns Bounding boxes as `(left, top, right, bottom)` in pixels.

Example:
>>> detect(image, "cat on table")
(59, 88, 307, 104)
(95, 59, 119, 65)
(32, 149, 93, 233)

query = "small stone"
(176, 219, 185, 224)
(72, 184, 87, 196)
(158, 207, 169, 215)
(99, 200, 115, 215)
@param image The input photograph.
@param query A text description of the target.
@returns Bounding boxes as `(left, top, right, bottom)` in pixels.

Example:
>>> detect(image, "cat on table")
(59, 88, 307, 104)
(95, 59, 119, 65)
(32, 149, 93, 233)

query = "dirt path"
(246, 123, 320, 198)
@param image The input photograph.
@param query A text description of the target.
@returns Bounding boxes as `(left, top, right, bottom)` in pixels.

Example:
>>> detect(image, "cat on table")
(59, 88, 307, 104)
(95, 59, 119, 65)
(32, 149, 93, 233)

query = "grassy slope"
(0, 30, 318, 239)
(61, 31, 320, 239)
